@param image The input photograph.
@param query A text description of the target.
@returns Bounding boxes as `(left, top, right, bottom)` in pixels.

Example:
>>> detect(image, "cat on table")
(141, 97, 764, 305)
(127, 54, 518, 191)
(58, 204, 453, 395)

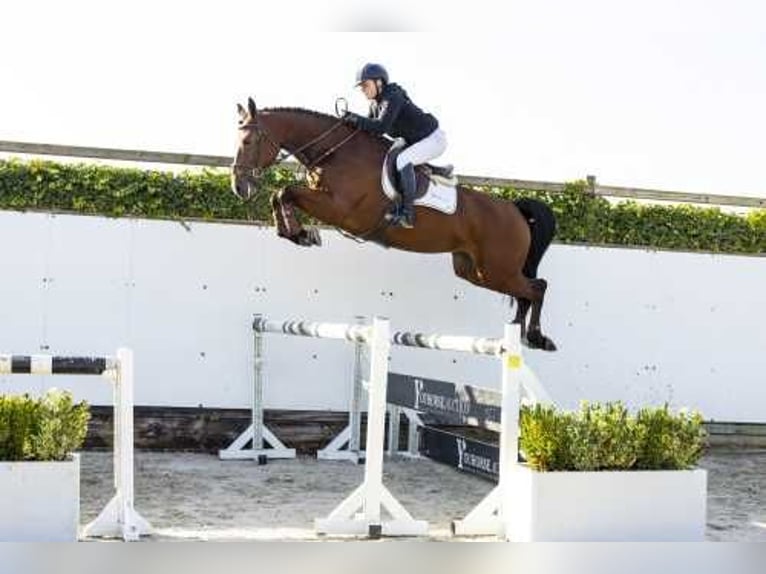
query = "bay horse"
(231, 98, 557, 350)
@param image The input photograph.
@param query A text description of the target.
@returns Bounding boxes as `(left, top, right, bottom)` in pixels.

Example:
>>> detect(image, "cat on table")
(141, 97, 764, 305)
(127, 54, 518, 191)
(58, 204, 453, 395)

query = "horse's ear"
(248, 97, 257, 117)
(237, 103, 247, 120)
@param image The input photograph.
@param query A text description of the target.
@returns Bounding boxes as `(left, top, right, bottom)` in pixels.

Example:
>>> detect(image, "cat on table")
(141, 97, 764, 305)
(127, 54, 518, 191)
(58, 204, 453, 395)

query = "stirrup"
(430, 164, 454, 178)
(392, 210, 415, 229)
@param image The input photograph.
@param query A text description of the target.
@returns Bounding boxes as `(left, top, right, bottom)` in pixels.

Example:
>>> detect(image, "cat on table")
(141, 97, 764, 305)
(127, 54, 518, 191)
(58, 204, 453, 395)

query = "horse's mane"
(262, 106, 336, 121)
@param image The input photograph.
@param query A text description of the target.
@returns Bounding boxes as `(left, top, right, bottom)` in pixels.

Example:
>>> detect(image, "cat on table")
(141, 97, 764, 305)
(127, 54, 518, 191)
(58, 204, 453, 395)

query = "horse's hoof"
(526, 331, 557, 352)
(307, 228, 322, 246)
(542, 338, 557, 352)
(293, 228, 322, 247)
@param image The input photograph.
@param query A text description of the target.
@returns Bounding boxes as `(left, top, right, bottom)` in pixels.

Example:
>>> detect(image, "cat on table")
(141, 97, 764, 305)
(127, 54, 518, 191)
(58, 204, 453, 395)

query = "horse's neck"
(265, 110, 385, 165)
(263, 111, 332, 154)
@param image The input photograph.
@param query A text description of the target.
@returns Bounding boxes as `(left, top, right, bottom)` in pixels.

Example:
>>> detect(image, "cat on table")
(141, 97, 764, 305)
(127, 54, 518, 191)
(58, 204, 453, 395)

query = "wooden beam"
(0, 140, 233, 168)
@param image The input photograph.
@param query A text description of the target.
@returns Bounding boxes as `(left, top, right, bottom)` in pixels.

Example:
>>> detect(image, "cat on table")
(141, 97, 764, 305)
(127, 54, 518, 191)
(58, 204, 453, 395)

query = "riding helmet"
(356, 63, 389, 85)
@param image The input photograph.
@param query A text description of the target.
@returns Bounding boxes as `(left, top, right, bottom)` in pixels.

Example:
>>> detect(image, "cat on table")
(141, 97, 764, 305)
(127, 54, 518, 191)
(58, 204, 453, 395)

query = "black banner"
(420, 426, 499, 481)
(387, 372, 501, 431)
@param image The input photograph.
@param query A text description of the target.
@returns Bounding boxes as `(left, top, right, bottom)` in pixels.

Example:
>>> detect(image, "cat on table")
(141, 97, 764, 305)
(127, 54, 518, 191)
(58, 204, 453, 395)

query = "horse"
(231, 98, 558, 350)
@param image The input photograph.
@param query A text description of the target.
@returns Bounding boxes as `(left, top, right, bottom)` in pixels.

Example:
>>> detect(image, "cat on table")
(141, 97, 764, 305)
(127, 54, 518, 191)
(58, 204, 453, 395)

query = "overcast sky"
(1, 1, 764, 197)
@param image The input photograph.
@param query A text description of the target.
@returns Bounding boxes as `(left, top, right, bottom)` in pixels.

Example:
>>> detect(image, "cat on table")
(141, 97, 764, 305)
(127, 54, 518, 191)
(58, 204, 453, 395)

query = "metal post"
(349, 315, 365, 454)
(586, 174, 597, 195)
(316, 316, 367, 462)
(252, 313, 265, 459)
(406, 410, 421, 458)
(218, 315, 296, 461)
(388, 406, 401, 457)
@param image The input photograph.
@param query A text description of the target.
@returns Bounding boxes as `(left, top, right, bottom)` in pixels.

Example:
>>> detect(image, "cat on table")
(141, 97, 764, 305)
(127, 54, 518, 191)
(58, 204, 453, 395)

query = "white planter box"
(505, 465, 707, 541)
(0, 454, 80, 542)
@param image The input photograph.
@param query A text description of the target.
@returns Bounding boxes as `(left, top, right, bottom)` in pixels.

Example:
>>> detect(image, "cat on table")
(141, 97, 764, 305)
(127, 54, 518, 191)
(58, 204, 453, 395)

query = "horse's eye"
(243, 138, 252, 145)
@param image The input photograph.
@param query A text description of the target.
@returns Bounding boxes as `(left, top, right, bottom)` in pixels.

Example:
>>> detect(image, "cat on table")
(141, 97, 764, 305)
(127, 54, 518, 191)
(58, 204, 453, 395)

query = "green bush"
(494, 181, 765, 253)
(0, 390, 90, 461)
(635, 405, 706, 470)
(0, 158, 293, 222)
(516, 403, 573, 471)
(567, 402, 645, 471)
(520, 401, 706, 472)
(1, 159, 763, 254)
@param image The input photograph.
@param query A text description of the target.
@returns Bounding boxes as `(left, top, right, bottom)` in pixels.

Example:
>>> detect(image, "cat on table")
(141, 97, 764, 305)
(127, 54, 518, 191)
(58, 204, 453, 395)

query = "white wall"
(0, 210, 764, 423)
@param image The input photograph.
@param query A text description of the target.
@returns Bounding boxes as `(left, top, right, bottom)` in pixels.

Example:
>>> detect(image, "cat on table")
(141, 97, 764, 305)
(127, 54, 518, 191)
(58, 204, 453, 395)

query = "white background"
(0, 210, 763, 423)
(1, 1, 765, 197)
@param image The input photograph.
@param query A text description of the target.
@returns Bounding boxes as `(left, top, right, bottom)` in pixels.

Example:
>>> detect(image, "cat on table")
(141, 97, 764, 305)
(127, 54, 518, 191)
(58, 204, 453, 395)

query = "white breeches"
(396, 128, 447, 170)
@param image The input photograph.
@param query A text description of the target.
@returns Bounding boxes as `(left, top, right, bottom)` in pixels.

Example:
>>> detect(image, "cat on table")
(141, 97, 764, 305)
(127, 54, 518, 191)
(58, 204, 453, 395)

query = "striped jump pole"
(254, 316, 372, 342)
(0, 349, 152, 542)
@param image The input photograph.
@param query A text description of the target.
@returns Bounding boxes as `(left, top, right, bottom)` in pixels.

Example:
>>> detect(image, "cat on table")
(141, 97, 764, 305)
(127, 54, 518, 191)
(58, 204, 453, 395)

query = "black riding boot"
(396, 163, 417, 229)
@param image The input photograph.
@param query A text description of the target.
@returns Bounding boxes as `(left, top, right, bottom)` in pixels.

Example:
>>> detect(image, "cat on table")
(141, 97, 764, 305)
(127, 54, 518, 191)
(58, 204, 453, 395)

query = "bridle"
(231, 120, 283, 183)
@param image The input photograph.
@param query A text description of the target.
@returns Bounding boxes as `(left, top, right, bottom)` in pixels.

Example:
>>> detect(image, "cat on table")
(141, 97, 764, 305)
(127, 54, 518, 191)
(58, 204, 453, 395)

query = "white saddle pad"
(381, 139, 458, 215)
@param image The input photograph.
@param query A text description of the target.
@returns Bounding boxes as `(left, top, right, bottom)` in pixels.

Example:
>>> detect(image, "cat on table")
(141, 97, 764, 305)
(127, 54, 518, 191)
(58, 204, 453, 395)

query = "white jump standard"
(0, 348, 152, 541)
(250, 315, 427, 537)
(387, 321, 527, 537)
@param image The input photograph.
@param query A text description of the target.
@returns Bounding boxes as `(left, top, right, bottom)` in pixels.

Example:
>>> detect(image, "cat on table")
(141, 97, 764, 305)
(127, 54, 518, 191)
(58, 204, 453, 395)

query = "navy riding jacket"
(354, 83, 438, 144)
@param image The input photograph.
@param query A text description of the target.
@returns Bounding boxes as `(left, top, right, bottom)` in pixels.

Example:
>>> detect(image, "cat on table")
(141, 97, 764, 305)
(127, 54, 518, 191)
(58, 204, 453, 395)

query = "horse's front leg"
(270, 191, 293, 239)
(272, 184, 344, 247)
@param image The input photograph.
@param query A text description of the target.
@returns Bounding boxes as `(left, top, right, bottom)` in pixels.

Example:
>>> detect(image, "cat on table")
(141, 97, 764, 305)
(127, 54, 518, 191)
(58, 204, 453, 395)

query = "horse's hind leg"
(471, 247, 556, 351)
(453, 252, 552, 349)
(511, 298, 532, 341)
(513, 241, 543, 347)
(515, 198, 557, 350)
(508, 274, 556, 351)
(526, 278, 556, 351)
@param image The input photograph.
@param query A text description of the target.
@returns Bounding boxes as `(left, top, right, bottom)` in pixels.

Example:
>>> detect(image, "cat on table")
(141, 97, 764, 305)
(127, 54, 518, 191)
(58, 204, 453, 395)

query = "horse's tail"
(514, 198, 557, 279)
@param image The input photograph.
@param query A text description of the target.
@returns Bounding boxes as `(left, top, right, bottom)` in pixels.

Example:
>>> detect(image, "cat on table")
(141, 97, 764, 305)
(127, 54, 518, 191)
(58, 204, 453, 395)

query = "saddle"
(384, 139, 458, 201)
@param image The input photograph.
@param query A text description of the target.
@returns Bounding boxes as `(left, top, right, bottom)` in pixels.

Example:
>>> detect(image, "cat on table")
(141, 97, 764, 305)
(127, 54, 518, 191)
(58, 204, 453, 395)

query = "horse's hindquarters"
(513, 199, 556, 278)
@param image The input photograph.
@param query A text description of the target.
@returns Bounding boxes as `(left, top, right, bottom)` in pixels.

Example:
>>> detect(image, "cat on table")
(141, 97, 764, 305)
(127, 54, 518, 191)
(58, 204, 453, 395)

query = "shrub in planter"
(520, 401, 706, 471)
(513, 401, 708, 541)
(635, 405, 706, 469)
(0, 389, 90, 461)
(0, 389, 90, 542)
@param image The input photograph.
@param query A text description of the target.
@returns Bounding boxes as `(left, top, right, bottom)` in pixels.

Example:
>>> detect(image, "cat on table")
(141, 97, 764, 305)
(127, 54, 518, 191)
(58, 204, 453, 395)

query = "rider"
(344, 63, 447, 229)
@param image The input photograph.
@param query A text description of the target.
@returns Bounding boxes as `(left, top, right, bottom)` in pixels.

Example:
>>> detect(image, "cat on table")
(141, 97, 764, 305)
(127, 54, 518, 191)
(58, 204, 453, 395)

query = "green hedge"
(1, 158, 763, 254)
(492, 185, 765, 254)
(519, 401, 706, 472)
